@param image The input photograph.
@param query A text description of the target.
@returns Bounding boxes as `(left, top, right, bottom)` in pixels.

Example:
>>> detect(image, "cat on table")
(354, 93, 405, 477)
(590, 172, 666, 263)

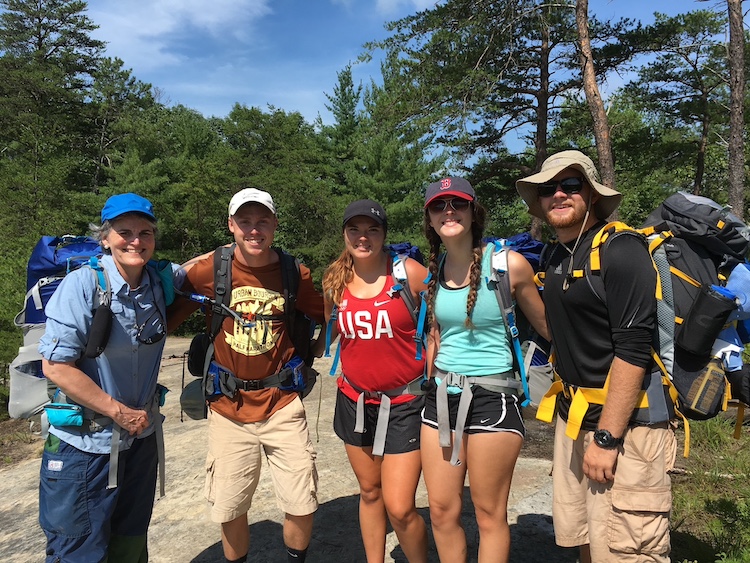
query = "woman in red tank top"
(323, 199, 429, 563)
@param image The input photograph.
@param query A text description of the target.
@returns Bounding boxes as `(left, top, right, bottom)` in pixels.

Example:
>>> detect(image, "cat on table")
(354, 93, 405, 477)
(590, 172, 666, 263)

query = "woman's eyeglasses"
(136, 308, 166, 345)
(537, 177, 585, 198)
(428, 198, 471, 213)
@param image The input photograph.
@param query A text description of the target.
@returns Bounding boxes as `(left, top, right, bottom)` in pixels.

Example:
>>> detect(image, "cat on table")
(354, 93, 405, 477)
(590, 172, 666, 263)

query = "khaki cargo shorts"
(204, 397, 318, 523)
(552, 415, 676, 562)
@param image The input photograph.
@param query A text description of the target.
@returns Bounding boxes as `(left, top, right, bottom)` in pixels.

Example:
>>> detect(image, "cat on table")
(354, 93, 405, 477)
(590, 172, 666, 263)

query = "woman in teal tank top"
(420, 177, 549, 563)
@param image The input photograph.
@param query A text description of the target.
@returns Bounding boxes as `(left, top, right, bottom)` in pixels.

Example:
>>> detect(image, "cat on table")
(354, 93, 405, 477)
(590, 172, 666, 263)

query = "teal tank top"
(433, 245, 514, 386)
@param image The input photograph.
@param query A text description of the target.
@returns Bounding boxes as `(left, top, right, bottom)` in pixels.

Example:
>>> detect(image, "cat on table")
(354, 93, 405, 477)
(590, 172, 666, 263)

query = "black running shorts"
(333, 389, 424, 454)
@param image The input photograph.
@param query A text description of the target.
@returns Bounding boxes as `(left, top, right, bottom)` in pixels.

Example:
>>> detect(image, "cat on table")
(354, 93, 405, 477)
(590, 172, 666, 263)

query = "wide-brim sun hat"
(515, 150, 622, 219)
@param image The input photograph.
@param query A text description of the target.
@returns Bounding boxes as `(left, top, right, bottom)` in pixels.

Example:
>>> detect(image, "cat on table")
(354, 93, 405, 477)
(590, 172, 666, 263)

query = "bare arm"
(426, 323, 440, 378)
(582, 356, 646, 483)
(43, 359, 149, 436)
(509, 250, 550, 341)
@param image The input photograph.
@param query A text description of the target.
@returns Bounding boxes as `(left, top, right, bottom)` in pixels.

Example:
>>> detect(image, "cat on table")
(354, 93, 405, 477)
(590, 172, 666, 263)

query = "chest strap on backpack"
(433, 368, 520, 466)
(342, 375, 424, 457)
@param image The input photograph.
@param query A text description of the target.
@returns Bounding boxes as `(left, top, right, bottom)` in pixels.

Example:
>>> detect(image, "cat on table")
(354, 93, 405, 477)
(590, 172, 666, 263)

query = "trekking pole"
(174, 289, 256, 331)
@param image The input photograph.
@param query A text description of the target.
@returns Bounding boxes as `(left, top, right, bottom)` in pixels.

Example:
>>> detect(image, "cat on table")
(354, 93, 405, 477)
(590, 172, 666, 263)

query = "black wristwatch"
(593, 429, 623, 450)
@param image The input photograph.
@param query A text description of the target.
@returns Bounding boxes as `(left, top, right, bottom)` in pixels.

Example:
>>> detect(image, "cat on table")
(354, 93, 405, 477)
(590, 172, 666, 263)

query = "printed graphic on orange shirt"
(221, 285, 285, 356)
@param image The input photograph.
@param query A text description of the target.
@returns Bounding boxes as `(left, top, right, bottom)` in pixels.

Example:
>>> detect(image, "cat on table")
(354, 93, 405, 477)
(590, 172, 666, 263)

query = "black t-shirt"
(543, 222, 656, 428)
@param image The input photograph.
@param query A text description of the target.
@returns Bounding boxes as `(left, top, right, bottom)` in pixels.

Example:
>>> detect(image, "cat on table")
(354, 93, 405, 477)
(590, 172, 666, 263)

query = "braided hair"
(423, 202, 487, 329)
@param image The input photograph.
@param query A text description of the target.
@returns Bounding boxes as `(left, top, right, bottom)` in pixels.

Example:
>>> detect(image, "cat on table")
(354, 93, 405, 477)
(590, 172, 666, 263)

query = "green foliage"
(671, 417, 750, 562)
(0, 0, 746, 415)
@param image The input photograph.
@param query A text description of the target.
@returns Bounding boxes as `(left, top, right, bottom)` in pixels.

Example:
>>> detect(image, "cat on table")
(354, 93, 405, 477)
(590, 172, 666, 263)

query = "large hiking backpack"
(324, 242, 428, 376)
(9, 236, 105, 419)
(180, 245, 319, 419)
(536, 192, 750, 455)
(639, 193, 750, 419)
(9, 236, 176, 420)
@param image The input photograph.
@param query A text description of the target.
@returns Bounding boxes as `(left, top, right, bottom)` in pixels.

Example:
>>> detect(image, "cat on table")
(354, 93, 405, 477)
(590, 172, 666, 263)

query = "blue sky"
(86, 0, 720, 125)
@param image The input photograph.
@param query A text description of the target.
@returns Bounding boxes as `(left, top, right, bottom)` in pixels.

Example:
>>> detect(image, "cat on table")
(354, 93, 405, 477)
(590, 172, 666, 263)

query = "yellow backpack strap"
(562, 372, 653, 441)
(590, 221, 635, 274)
(735, 403, 746, 440)
(536, 379, 564, 423)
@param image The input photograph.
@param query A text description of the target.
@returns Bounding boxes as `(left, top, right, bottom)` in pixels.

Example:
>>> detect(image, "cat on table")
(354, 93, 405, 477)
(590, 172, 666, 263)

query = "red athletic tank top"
(336, 274, 424, 405)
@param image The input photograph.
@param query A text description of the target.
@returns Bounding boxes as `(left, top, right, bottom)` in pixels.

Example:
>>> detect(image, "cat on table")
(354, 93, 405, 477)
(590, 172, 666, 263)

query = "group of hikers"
(37, 149, 676, 563)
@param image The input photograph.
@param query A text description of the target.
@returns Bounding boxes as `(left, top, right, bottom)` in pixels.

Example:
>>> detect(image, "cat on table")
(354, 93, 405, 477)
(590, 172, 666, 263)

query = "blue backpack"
(10, 236, 107, 419)
(9, 236, 175, 419)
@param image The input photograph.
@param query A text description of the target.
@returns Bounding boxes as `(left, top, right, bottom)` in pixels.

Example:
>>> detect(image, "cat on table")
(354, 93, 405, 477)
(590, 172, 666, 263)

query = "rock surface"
(0, 337, 578, 562)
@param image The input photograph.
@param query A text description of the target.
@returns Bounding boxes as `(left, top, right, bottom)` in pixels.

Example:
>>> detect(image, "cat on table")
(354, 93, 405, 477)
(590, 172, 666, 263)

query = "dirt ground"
(0, 337, 577, 563)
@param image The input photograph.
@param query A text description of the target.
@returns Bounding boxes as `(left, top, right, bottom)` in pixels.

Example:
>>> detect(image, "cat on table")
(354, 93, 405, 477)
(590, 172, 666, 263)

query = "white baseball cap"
(228, 188, 276, 216)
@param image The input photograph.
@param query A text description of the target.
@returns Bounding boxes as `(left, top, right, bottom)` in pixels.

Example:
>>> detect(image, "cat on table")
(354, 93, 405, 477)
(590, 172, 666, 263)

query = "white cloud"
(375, 0, 440, 15)
(87, 0, 272, 70)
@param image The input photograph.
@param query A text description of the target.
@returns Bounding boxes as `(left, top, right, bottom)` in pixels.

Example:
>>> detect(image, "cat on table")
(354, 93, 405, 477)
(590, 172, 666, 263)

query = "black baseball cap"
(342, 199, 387, 230)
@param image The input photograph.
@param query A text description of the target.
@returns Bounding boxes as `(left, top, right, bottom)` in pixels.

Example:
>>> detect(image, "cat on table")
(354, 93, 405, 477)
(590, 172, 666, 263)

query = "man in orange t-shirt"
(169, 188, 324, 563)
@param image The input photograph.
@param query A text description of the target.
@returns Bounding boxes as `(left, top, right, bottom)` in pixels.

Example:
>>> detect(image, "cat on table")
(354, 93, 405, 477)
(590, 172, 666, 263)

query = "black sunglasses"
(136, 308, 166, 345)
(537, 177, 585, 198)
(428, 197, 471, 213)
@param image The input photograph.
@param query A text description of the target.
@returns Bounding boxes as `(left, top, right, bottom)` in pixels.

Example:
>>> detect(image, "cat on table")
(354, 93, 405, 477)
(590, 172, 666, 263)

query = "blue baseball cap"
(101, 193, 157, 222)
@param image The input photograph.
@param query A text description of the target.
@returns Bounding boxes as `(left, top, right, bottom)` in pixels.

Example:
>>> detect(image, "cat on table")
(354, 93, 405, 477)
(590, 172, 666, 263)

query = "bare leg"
(421, 424, 468, 562)
(283, 513, 314, 551)
(381, 449, 428, 563)
(221, 514, 249, 561)
(466, 431, 523, 563)
(345, 444, 387, 562)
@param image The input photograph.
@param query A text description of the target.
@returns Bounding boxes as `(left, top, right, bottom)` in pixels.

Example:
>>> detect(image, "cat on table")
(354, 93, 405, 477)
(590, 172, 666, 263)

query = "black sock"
(286, 545, 308, 562)
(226, 554, 247, 563)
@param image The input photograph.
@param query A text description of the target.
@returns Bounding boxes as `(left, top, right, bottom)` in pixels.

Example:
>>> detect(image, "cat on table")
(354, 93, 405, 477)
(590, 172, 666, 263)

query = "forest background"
(0, 0, 748, 366)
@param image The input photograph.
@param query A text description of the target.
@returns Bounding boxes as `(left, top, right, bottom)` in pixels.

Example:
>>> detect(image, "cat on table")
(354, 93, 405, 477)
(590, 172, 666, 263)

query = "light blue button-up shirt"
(39, 254, 167, 454)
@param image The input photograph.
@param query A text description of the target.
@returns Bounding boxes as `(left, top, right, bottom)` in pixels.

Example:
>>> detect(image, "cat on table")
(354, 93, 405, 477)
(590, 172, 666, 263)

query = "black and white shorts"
(333, 389, 424, 454)
(420, 379, 525, 438)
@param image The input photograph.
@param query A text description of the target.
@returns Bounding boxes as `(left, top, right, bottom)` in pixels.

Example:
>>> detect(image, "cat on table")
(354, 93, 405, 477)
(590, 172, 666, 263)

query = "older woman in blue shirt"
(38, 193, 170, 563)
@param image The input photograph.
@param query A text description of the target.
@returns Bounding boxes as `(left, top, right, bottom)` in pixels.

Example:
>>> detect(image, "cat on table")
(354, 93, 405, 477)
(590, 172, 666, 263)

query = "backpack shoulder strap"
(389, 251, 428, 361)
(589, 221, 639, 275)
(390, 252, 418, 324)
(489, 241, 513, 325)
(88, 256, 111, 307)
(487, 240, 530, 406)
(276, 248, 301, 329)
(210, 244, 235, 340)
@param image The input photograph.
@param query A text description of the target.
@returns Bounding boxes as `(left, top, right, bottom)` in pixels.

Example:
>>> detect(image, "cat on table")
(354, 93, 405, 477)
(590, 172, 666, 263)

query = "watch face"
(594, 429, 621, 449)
